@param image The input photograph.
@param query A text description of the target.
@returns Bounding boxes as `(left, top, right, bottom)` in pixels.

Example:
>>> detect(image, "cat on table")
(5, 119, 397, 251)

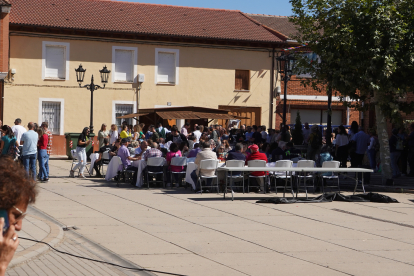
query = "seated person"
(119, 124, 131, 139)
(245, 144, 268, 192)
(129, 140, 139, 155)
(179, 141, 189, 157)
(109, 138, 121, 157)
(191, 141, 217, 192)
(188, 135, 196, 151)
(93, 138, 112, 177)
(166, 143, 184, 186)
(271, 142, 285, 162)
(143, 142, 164, 181)
(216, 145, 226, 160)
(165, 126, 188, 145)
(117, 138, 139, 185)
(187, 143, 201, 158)
(226, 143, 246, 176)
(134, 140, 150, 157)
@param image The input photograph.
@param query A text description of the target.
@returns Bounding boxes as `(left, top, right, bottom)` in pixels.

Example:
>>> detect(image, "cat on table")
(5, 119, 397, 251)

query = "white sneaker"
(79, 174, 86, 178)
(69, 170, 75, 178)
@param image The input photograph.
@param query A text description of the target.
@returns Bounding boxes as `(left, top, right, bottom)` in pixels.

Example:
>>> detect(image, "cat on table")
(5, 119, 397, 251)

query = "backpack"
(156, 128, 166, 139)
(311, 132, 322, 149)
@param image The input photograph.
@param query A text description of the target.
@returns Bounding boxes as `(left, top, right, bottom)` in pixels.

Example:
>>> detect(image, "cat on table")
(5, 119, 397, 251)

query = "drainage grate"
(332, 209, 414, 229)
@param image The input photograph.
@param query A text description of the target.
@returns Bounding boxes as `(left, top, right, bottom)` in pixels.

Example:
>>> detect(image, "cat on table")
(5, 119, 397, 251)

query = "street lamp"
(276, 52, 296, 140)
(75, 64, 111, 134)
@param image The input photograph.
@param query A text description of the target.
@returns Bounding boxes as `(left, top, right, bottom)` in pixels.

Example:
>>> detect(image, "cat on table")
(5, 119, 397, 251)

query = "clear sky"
(127, 0, 293, 16)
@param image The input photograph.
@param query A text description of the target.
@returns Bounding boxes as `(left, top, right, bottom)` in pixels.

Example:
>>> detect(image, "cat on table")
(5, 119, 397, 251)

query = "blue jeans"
(367, 149, 376, 171)
(22, 153, 37, 180)
(390, 151, 401, 177)
(38, 149, 49, 180)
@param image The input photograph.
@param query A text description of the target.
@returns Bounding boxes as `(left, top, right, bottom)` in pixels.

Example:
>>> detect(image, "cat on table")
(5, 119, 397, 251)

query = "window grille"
(115, 104, 134, 126)
(42, 102, 61, 134)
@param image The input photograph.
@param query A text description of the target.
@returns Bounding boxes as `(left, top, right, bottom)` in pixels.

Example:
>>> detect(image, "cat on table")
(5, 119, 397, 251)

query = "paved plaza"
(8, 159, 414, 276)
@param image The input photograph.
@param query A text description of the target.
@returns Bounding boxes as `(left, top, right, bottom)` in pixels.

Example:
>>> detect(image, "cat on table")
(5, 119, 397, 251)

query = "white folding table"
(217, 167, 373, 201)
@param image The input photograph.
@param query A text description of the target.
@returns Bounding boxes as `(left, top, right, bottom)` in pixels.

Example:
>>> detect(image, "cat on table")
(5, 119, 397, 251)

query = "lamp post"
(75, 64, 111, 134)
(276, 52, 296, 140)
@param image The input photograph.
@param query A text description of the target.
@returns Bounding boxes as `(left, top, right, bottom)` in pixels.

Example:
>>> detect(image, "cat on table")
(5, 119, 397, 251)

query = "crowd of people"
(0, 118, 52, 182)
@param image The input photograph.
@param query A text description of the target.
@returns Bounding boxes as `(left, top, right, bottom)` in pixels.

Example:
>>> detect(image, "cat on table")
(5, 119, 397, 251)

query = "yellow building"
(4, 0, 293, 154)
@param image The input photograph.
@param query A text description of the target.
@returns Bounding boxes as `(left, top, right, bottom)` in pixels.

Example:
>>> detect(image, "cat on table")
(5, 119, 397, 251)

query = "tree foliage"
(289, 0, 414, 124)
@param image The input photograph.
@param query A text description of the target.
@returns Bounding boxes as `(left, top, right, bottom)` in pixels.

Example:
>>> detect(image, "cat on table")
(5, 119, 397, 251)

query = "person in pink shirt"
(166, 143, 184, 187)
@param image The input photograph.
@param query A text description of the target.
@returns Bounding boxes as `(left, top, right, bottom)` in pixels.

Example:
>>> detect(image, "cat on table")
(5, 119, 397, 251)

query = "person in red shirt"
(37, 128, 49, 182)
(245, 144, 268, 192)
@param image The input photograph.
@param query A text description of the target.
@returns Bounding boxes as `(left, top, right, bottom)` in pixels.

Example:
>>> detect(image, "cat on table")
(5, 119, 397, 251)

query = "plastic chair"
(197, 159, 219, 194)
(272, 160, 294, 198)
(225, 160, 245, 194)
(296, 160, 316, 199)
(321, 161, 340, 193)
(170, 157, 187, 187)
(247, 160, 267, 193)
(99, 151, 110, 178)
(146, 157, 166, 188)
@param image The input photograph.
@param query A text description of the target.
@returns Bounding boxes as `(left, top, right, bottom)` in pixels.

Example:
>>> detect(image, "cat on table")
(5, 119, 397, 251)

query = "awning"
(116, 113, 150, 119)
(156, 111, 200, 120)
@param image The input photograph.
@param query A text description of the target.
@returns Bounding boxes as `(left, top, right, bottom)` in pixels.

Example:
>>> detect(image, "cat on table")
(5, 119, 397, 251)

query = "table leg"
(231, 171, 234, 201)
(224, 171, 228, 199)
(362, 172, 365, 193)
(353, 175, 358, 195)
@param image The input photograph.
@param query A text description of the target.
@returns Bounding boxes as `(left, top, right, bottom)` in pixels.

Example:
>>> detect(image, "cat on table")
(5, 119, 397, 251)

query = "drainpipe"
(269, 48, 275, 129)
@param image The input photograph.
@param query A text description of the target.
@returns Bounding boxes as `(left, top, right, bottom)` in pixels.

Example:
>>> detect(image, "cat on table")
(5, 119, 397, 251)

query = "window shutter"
(45, 46, 65, 79)
(115, 50, 133, 82)
(235, 70, 249, 90)
(157, 52, 176, 83)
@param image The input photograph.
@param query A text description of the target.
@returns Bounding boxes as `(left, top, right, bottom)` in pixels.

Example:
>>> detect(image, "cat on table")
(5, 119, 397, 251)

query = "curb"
(8, 214, 64, 268)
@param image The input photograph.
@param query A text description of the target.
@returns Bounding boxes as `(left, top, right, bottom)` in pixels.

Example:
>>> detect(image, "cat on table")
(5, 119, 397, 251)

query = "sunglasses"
(13, 206, 27, 222)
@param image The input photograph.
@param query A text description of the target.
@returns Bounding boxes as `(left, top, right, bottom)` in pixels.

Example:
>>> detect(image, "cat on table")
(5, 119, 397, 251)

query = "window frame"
(155, 48, 180, 85)
(112, 46, 138, 83)
(112, 100, 137, 125)
(38, 98, 65, 135)
(234, 69, 250, 92)
(42, 41, 70, 81)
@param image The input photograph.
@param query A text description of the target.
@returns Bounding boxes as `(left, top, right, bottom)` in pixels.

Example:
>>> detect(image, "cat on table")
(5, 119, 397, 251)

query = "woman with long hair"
(98, 123, 109, 148)
(69, 127, 91, 178)
(222, 140, 232, 153)
(0, 125, 18, 157)
(108, 124, 118, 145)
(335, 125, 349, 168)
(37, 128, 49, 181)
(119, 124, 131, 139)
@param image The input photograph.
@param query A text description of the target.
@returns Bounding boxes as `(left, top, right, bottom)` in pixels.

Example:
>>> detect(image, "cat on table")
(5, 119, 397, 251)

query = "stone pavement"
(8, 159, 414, 276)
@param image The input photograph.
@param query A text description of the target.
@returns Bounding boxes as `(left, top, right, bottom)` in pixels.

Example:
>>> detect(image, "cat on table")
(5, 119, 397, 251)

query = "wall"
(5, 35, 276, 141)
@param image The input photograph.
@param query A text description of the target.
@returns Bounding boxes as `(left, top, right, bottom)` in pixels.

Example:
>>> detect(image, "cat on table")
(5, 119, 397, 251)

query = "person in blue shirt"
(20, 122, 38, 180)
(350, 127, 370, 168)
(0, 126, 18, 157)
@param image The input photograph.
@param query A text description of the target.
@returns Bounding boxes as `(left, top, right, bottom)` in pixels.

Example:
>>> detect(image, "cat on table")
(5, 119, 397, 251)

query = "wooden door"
(218, 106, 261, 127)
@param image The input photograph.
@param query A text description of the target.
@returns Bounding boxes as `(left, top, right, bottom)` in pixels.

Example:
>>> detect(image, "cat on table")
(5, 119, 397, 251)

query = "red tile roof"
(9, 0, 283, 43)
(245, 14, 298, 39)
(0, 0, 10, 5)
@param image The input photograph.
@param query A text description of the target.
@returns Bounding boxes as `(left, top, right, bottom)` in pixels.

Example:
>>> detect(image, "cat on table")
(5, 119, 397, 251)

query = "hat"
(121, 138, 129, 144)
(248, 144, 259, 151)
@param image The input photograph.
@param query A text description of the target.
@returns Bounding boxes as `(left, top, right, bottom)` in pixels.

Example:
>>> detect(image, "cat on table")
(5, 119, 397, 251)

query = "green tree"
(289, 0, 414, 182)
(292, 111, 304, 145)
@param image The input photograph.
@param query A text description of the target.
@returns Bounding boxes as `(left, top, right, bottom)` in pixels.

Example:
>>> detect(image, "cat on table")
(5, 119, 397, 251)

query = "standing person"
(20, 122, 38, 180)
(166, 126, 188, 145)
(193, 126, 202, 143)
(252, 126, 262, 144)
(69, 127, 91, 178)
(149, 125, 159, 143)
(302, 122, 311, 145)
(407, 123, 414, 177)
(41, 122, 52, 156)
(350, 126, 370, 168)
(98, 124, 109, 148)
(349, 121, 359, 140)
(0, 126, 18, 157)
(335, 125, 349, 168)
(367, 130, 379, 172)
(306, 125, 322, 163)
(37, 128, 49, 182)
(11, 118, 26, 146)
(156, 122, 167, 139)
(389, 128, 403, 178)
(109, 124, 119, 145)
(181, 122, 190, 137)
(260, 125, 268, 142)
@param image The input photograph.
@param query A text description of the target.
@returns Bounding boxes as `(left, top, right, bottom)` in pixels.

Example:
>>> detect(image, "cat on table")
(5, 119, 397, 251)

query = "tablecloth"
(89, 153, 99, 175)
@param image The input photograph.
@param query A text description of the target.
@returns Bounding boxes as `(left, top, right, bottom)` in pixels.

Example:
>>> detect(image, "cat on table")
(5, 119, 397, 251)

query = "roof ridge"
(245, 13, 290, 18)
(86, 0, 241, 12)
(240, 12, 289, 41)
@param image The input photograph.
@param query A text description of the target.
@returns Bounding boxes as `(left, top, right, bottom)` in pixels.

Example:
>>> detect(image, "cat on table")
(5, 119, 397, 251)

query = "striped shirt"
(45, 129, 53, 155)
(143, 148, 162, 161)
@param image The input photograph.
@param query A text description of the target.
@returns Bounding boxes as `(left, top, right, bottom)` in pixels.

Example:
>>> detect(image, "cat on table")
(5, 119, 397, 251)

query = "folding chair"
(146, 157, 166, 188)
(296, 160, 316, 199)
(225, 160, 245, 194)
(272, 160, 294, 198)
(197, 159, 219, 194)
(247, 160, 267, 193)
(321, 161, 340, 193)
(170, 157, 187, 188)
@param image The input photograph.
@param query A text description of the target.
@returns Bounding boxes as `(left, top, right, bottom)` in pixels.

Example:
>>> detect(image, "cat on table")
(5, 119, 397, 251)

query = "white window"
(155, 48, 179, 84)
(38, 98, 65, 135)
(42, 41, 70, 80)
(112, 46, 137, 83)
(112, 101, 136, 127)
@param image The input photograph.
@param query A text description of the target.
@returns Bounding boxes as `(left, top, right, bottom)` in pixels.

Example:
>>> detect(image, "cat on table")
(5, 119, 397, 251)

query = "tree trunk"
(374, 103, 392, 183)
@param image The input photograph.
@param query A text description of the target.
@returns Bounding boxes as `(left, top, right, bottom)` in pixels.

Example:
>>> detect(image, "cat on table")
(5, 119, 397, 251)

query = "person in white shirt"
(335, 125, 349, 168)
(11, 118, 26, 146)
(260, 125, 268, 141)
(109, 124, 119, 145)
(193, 126, 202, 143)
